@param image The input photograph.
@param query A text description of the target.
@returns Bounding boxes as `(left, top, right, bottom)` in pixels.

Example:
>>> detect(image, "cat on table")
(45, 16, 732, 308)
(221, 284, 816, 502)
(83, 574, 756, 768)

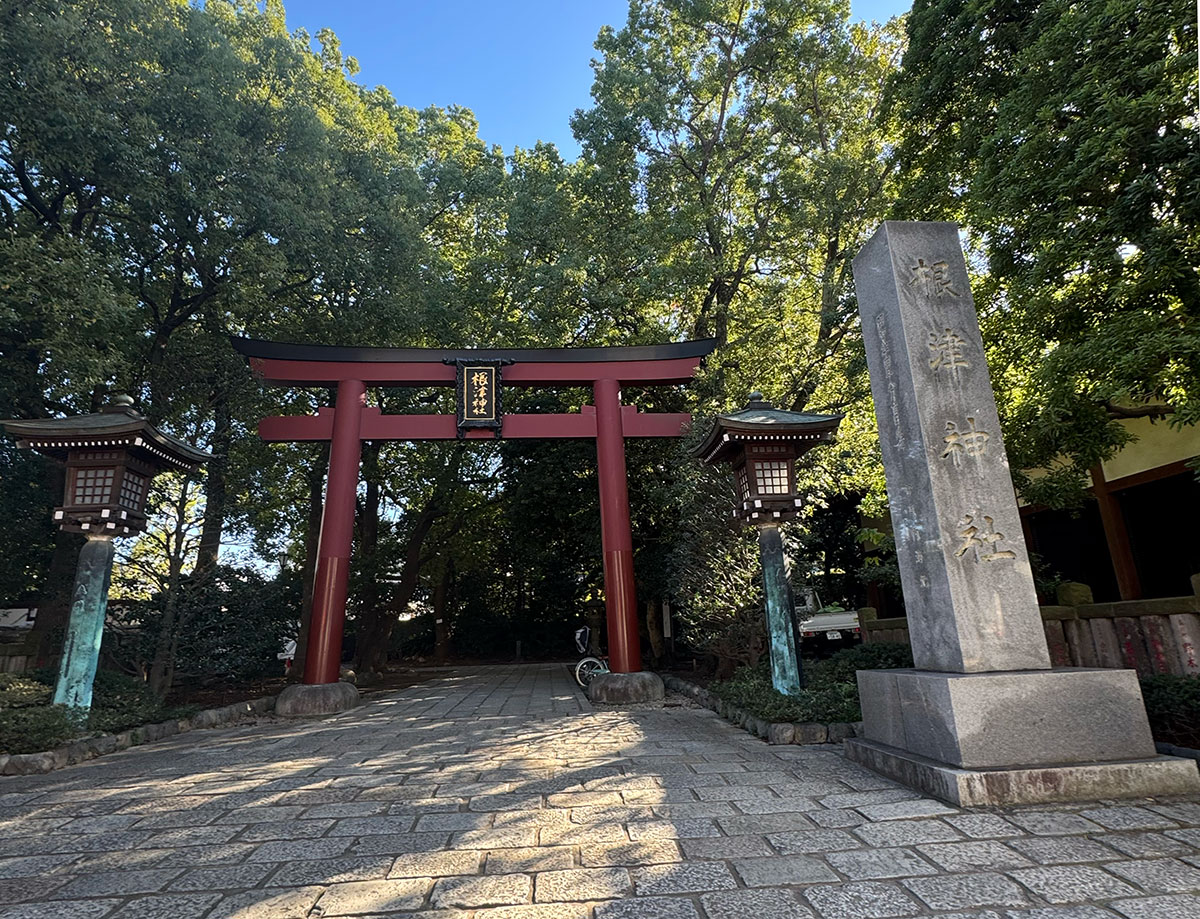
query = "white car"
(795, 589, 862, 652)
(799, 607, 861, 642)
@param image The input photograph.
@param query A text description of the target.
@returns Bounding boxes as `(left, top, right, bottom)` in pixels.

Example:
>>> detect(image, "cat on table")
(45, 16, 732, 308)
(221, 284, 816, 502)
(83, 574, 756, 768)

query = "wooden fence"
(860, 578, 1200, 678)
(0, 641, 34, 674)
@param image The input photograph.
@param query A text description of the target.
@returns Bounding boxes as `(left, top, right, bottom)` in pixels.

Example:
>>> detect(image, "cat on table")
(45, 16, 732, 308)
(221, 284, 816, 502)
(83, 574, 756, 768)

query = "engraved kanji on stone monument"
(928, 328, 970, 379)
(954, 511, 1016, 563)
(911, 258, 960, 299)
(852, 221, 1051, 673)
(941, 418, 990, 466)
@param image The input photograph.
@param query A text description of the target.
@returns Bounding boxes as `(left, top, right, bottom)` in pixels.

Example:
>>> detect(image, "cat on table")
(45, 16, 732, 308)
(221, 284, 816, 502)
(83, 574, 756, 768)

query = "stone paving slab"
(0, 663, 1198, 918)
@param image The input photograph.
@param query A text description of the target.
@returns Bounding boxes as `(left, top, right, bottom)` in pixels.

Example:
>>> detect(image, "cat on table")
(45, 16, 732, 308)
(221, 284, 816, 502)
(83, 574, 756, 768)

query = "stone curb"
(660, 673, 863, 746)
(1157, 740, 1200, 763)
(0, 694, 277, 777)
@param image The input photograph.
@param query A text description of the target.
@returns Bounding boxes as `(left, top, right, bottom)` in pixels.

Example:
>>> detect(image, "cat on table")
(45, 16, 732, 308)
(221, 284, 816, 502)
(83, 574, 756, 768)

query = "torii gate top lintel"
(231, 336, 718, 386)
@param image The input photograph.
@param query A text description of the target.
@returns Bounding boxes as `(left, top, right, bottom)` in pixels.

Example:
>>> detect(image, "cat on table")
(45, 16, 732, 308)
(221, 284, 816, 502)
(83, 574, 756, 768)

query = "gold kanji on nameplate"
(455, 361, 503, 434)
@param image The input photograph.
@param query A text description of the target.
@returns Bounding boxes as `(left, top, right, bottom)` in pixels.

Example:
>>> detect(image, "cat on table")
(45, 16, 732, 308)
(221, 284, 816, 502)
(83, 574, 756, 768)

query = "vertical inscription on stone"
(853, 221, 1050, 673)
(911, 258, 961, 299)
(941, 418, 990, 466)
(954, 511, 1016, 563)
(875, 313, 903, 449)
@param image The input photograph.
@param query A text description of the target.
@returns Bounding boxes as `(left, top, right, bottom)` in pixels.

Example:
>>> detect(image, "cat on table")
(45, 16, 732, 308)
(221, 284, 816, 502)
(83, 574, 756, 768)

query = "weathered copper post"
(758, 522, 803, 693)
(55, 535, 117, 710)
(693, 393, 841, 696)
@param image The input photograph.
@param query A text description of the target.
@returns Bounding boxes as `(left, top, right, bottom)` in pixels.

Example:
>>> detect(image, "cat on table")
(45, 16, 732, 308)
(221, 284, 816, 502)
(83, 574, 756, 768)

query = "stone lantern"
(693, 393, 841, 695)
(2, 396, 209, 715)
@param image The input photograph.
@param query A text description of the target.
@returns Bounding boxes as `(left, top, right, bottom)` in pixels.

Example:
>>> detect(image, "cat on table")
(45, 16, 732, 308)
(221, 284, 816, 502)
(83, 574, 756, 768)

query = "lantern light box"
(3, 395, 209, 536)
(693, 392, 842, 521)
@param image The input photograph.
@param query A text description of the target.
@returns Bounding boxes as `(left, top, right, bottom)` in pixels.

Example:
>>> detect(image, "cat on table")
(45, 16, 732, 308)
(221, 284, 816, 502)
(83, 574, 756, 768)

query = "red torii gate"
(234, 337, 716, 693)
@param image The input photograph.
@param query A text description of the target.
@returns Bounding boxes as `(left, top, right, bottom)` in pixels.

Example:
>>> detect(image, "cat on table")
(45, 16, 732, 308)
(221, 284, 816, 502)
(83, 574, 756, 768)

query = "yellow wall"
(1017, 419, 1199, 505)
(1100, 418, 1200, 483)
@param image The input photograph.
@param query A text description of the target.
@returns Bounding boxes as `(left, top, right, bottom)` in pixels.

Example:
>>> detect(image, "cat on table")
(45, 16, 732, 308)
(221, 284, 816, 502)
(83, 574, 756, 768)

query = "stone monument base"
(275, 681, 360, 717)
(850, 667, 1200, 806)
(587, 671, 664, 704)
(845, 738, 1199, 806)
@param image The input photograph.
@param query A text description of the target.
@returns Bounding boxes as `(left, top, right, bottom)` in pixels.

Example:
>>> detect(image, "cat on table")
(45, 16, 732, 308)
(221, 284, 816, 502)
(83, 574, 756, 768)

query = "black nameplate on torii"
(454, 360, 504, 436)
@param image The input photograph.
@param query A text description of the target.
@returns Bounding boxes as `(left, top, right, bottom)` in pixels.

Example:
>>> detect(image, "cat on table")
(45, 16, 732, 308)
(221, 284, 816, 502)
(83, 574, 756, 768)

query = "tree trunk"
(433, 560, 451, 665)
(194, 393, 231, 576)
(147, 560, 184, 697)
(29, 462, 82, 667)
(646, 598, 663, 668)
(291, 442, 329, 682)
(586, 603, 604, 655)
(147, 480, 195, 697)
(352, 443, 383, 677)
(31, 530, 83, 668)
(355, 500, 440, 675)
(354, 446, 462, 674)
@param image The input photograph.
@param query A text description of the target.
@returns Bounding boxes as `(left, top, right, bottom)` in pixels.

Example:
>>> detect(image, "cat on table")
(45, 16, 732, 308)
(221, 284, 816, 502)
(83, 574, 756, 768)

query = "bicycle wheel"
(575, 657, 606, 687)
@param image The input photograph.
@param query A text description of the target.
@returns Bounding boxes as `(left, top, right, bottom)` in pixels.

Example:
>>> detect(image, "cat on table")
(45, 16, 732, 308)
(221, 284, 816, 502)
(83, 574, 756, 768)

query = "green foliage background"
(0, 0, 1195, 694)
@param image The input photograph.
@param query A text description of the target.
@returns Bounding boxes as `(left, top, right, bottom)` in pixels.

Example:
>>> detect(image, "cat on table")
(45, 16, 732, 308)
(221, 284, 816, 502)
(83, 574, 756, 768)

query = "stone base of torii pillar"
(849, 221, 1199, 806)
(276, 681, 361, 717)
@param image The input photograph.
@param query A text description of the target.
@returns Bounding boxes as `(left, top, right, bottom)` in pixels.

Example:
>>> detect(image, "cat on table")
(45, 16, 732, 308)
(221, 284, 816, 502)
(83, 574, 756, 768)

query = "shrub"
(19, 668, 195, 738)
(1140, 674, 1200, 749)
(86, 670, 174, 733)
(105, 565, 300, 691)
(0, 673, 52, 708)
(0, 705, 78, 754)
(712, 660, 862, 724)
(709, 641, 916, 726)
(808, 642, 914, 685)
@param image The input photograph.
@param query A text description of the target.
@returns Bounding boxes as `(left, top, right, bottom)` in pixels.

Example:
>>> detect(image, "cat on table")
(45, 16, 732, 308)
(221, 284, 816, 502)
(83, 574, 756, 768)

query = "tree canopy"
(3, 0, 1191, 685)
(890, 0, 1199, 506)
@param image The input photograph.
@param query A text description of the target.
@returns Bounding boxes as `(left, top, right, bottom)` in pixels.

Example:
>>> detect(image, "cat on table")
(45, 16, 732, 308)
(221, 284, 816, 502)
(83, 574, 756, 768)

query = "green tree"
(573, 0, 905, 659)
(891, 0, 1199, 505)
(0, 0, 508, 682)
(573, 0, 904, 408)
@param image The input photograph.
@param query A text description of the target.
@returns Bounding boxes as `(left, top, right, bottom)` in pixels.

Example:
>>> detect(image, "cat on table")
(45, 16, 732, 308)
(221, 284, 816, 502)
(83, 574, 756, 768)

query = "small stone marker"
(853, 221, 1050, 674)
(847, 221, 1200, 806)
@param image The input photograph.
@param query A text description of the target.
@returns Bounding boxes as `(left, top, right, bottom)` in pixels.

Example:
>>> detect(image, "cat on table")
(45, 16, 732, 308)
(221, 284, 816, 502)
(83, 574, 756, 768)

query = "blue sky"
(278, 1, 912, 159)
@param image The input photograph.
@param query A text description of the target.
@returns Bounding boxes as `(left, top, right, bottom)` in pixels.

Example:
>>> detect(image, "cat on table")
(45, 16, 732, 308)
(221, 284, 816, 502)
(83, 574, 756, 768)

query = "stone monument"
(848, 221, 1199, 805)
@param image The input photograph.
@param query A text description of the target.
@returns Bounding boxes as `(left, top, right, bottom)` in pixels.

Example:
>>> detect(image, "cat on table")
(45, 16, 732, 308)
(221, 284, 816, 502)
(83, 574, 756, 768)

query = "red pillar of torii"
(233, 338, 716, 685)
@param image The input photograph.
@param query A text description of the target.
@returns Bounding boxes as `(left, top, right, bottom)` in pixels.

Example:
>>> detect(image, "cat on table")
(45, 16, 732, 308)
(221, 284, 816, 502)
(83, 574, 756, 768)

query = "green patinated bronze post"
(53, 534, 116, 715)
(758, 522, 803, 694)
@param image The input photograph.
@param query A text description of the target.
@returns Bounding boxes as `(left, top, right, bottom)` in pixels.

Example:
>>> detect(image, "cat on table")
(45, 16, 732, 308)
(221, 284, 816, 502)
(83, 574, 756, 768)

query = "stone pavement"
(2, 663, 1200, 919)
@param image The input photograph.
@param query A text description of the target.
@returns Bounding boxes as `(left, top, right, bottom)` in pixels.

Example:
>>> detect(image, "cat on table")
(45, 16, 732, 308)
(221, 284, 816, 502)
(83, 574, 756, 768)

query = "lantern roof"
(693, 392, 842, 464)
(1, 396, 210, 470)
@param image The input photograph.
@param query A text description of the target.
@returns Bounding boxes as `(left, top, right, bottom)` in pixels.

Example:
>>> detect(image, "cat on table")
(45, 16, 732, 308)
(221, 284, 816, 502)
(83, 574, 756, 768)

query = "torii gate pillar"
(594, 378, 640, 674)
(306, 378, 366, 686)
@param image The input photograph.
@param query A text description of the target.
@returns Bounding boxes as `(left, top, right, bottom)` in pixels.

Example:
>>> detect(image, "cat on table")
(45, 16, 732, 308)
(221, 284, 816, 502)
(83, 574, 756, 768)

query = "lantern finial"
(102, 394, 138, 415)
